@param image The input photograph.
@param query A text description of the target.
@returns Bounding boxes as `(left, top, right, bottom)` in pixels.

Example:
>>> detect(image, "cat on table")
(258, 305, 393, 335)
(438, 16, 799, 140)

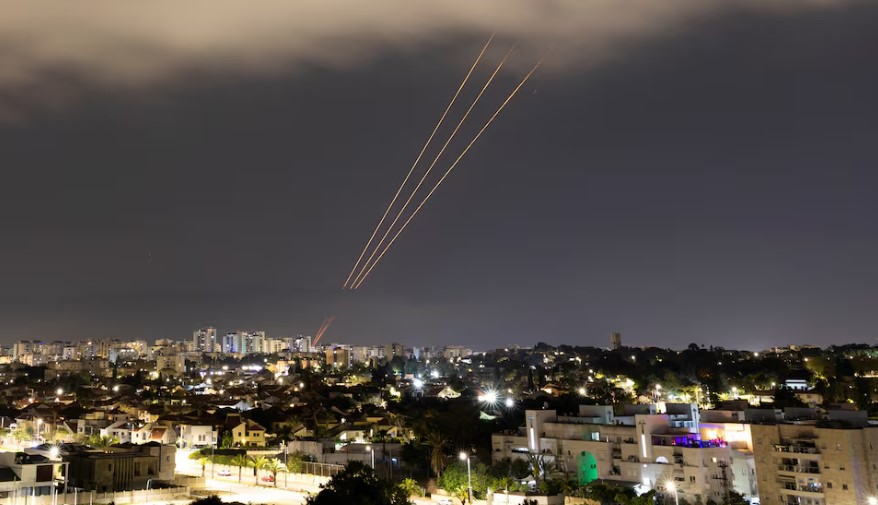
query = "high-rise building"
(289, 336, 312, 353)
(193, 327, 217, 353)
(325, 345, 351, 368)
(751, 410, 878, 505)
(611, 332, 622, 350)
(222, 331, 265, 355)
(223, 332, 240, 354)
(241, 331, 265, 355)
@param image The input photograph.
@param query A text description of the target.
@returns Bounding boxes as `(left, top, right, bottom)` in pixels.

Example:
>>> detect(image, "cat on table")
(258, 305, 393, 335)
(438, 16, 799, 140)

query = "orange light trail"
(349, 45, 517, 289)
(351, 57, 545, 289)
(342, 33, 495, 289)
(312, 315, 335, 346)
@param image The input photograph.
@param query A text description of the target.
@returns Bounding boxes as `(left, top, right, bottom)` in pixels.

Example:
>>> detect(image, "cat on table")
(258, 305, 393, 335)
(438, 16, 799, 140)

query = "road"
(201, 478, 311, 504)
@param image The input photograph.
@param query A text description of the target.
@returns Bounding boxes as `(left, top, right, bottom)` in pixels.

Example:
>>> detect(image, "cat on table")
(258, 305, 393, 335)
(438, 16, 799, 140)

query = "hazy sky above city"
(1, 0, 877, 349)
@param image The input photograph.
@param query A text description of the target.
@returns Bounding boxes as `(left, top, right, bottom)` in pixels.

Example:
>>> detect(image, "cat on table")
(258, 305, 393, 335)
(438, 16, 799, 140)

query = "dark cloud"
(0, 2, 876, 348)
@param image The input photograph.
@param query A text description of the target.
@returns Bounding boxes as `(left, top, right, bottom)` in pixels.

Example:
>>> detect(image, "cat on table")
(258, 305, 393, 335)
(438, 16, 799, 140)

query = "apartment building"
(492, 404, 757, 504)
(752, 410, 878, 505)
(67, 444, 175, 492)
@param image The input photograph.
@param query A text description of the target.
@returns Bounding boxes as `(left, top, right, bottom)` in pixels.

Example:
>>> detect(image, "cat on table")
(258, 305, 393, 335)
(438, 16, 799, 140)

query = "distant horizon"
(4, 330, 877, 354)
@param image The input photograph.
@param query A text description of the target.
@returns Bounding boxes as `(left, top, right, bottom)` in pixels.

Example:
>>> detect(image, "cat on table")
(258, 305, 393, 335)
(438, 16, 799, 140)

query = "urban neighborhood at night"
(2, 1, 877, 504)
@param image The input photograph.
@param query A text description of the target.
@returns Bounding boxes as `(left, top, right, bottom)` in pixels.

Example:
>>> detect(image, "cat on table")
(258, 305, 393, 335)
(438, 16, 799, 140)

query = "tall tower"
(611, 332, 622, 350)
(193, 327, 217, 353)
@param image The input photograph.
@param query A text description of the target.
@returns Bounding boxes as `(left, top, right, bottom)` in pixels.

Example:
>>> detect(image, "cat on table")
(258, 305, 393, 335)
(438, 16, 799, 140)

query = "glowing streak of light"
(351, 56, 544, 289)
(350, 45, 516, 289)
(313, 315, 335, 346)
(314, 316, 334, 345)
(313, 317, 329, 340)
(342, 33, 495, 289)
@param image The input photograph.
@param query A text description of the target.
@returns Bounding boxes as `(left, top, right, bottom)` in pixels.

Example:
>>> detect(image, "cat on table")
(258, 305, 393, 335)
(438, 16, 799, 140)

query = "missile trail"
(350, 45, 517, 289)
(313, 315, 335, 345)
(351, 57, 545, 289)
(342, 33, 495, 289)
(313, 316, 331, 343)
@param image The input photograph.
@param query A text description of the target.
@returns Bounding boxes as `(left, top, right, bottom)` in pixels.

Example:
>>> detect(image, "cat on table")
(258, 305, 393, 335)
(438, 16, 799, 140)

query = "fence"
(3, 486, 192, 505)
(299, 461, 343, 478)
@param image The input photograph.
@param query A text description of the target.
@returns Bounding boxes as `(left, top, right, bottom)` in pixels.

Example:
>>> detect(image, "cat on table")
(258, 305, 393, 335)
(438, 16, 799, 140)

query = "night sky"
(2, 1, 877, 349)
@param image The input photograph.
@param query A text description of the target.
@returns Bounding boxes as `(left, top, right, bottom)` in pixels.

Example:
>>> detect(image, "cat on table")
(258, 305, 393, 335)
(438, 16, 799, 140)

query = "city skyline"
(2, 1, 877, 349)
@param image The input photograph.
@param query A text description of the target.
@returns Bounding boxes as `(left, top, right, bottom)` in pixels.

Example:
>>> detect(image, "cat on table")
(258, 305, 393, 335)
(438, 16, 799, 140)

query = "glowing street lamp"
(666, 481, 679, 505)
(504, 397, 514, 408)
(366, 445, 375, 469)
(412, 378, 424, 389)
(867, 497, 878, 505)
(459, 452, 472, 504)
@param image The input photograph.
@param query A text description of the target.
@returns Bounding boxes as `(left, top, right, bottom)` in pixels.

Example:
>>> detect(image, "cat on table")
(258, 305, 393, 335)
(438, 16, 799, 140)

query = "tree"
(307, 461, 410, 505)
(398, 478, 423, 498)
(88, 434, 120, 452)
(189, 495, 245, 505)
(262, 458, 287, 488)
(230, 454, 249, 482)
(423, 431, 448, 478)
(198, 457, 210, 477)
(11, 427, 34, 448)
(249, 455, 268, 483)
(438, 461, 490, 501)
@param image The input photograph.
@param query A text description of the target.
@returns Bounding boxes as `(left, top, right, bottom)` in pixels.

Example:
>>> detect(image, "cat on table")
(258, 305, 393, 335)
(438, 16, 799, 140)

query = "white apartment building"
(222, 331, 265, 355)
(492, 404, 757, 504)
(177, 424, 217, 449)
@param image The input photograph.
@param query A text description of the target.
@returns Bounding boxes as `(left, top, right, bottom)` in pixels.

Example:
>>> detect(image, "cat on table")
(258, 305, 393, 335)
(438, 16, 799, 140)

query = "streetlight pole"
(459, 452, 472, 504)
(666, 481, 679, 505)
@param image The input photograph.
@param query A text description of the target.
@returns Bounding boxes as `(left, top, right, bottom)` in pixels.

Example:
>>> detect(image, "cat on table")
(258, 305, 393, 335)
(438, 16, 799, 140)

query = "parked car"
(261, 475, 275, 483)
(217, 469, 232, 477)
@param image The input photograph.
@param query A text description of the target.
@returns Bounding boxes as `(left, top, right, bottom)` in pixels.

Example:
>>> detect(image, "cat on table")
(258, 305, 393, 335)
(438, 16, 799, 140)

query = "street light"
(666, 481, 679, 505)
(366, 445, 375, 469)
(459, 452, 472, 504)
(868, 497, 878, 505)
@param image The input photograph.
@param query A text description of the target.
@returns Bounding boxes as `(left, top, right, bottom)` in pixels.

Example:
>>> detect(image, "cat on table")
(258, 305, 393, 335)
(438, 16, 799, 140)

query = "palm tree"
(88, 434, 120, 452)
(249, 455, 269, 484)
(198, 456, 210, 477)
(261, 458, 287, 488)
(424, 431, 448, 478)
(398, 478, 423, 497)
(231, 454, 249, 482)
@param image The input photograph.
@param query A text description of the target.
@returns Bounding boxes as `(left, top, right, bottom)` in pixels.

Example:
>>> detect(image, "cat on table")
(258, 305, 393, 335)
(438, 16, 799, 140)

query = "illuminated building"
(492, 404, 757, 503)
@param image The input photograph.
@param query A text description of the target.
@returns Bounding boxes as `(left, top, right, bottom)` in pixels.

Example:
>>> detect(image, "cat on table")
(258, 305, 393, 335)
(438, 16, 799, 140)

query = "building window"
(843, 484, 848, 490)
(840, 466, 845, 471)
(827, 483, 833, 489)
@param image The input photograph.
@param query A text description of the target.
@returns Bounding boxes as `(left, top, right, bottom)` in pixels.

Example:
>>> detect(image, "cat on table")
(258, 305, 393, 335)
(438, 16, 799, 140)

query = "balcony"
(774, 444, 820, 455)
(777, 464, 820, 474)
(780, 481, 823, 493)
